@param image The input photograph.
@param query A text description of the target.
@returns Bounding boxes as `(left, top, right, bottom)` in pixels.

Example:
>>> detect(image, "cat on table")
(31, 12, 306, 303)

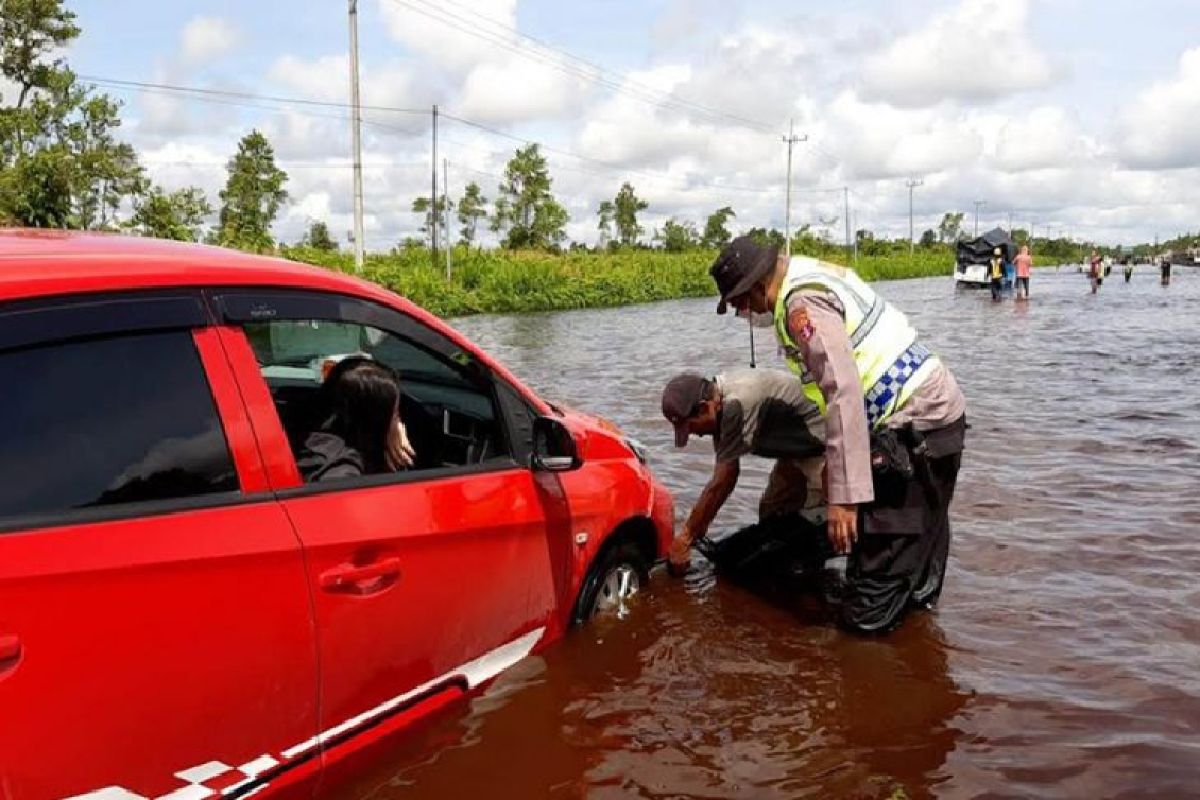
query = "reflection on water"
(338, 269, 1200, 798)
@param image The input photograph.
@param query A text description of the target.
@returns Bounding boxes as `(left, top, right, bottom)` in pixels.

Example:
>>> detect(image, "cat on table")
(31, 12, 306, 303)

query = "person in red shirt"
(1014, 245, 1033, 299)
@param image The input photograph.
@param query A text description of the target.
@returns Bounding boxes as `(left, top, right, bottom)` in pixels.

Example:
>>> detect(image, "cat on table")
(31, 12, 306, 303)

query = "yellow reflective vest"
(772, 257, 939, 429)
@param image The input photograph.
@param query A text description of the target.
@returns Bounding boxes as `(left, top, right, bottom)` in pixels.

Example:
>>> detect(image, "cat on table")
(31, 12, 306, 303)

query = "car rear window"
(0, 330, 238, 528)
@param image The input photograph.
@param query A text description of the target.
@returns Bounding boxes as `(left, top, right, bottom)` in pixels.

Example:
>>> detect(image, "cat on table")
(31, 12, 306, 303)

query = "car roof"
(0, 229, 396, 306)
(0, 230, 551, 413)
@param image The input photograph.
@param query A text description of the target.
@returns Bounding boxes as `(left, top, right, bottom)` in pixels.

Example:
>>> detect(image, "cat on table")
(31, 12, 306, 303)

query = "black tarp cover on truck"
(956, 228, 1016, 266)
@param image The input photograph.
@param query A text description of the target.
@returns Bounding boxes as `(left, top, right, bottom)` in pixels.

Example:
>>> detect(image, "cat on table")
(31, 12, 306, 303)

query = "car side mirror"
(531, 416, 582, 472)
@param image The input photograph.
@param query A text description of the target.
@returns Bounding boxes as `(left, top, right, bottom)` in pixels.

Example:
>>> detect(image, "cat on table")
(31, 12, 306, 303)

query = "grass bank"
(284, 246, 953, 318)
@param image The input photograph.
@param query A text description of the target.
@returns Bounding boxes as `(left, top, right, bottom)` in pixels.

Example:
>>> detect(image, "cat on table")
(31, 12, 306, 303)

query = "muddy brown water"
(334, 268, 1200, 799)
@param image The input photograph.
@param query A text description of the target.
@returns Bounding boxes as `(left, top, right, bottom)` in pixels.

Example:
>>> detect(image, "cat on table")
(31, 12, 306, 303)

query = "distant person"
(661, 369, 826, 572)
(1089, 250, 1103, 293)
(989, 247, 1005, 301)
(1124, 258, 1134, 283)
(1160, 257, 1172, 286)
(1014, 245, 1033, 299)
(298, 358, 416, 482)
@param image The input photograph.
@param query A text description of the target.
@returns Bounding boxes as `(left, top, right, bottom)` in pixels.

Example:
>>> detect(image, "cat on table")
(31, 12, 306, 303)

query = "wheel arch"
(569, 515, 659, 625)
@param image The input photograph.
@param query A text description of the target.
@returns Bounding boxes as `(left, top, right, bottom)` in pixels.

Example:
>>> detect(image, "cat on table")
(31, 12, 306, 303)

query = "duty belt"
(864, 343, 930, 428)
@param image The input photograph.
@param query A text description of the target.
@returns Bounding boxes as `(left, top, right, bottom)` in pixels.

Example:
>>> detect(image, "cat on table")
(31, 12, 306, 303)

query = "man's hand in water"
(828, 503, 858, 555)
(668, 528, 694, 574)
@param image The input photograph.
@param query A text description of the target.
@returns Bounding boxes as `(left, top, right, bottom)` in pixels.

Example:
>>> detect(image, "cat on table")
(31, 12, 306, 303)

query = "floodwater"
(335, 267, 1200, 799)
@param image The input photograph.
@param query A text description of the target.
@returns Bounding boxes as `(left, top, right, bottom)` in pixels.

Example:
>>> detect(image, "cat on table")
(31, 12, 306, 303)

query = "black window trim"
(0, 289, 210, 353)
(212, 286, 538, 486)
(273, 458, 528, 502)
(209, 288, 471, 369)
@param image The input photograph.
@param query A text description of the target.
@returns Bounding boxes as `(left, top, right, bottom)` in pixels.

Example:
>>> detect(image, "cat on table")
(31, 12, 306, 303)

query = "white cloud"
(994, 107, 1095, 171)
(861, 0, 1055, 108)
(457, 54, 594, 123)
(823, 91, 983, 180)
(1118, 47, 1200, 170)
(181, 16, 240, 65)
(377, 0, 517, 74)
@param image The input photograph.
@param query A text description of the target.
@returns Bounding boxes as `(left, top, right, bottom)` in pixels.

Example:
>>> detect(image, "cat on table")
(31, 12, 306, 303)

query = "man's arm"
(668, 459, 739, 569)
(786, 294, 874, 553)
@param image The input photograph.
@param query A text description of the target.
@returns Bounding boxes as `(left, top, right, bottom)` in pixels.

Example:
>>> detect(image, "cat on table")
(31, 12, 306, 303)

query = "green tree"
(658, 218, 698, 253)
(489, 195, 511, 239)
(702, 206, 736, 249)
(919, 228, 938, 248)
(411, 194, 452, 238)
(746, 227, 785, 250)
(612, 182, 647, 246)
(456, 181, 487, 245)
(217, 130, 288, 252)
(298, 219, 338, 250)
(597, 199, 615, 247)
(494, 143, 568, 249)
(0, 0, 144, 228)
(127, 186, 212, 241)
(938, 212, 965, 243)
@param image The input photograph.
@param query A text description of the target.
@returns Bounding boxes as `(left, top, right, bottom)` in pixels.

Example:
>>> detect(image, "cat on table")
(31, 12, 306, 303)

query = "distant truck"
(955, 227, 1016, 290)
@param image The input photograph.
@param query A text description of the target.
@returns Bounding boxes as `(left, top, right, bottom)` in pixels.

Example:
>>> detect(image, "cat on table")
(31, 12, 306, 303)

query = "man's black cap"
(710, 236, 779, 314)
(661, 373, 709, 447)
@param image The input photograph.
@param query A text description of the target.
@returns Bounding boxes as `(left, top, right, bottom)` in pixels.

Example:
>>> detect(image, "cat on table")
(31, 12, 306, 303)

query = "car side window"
(242, 318, 513, 483)
(0, 330, 239, 529)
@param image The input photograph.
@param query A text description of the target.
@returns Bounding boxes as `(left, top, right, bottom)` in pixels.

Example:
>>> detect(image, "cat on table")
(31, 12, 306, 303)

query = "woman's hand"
(386, 418, 417, 470)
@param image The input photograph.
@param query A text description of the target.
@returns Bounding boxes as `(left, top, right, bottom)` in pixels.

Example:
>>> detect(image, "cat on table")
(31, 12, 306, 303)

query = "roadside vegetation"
(283, 243, 954, 318)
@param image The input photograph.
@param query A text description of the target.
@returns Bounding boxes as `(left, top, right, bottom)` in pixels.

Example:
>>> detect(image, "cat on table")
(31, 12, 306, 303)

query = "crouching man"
(662, 369, 826, 571)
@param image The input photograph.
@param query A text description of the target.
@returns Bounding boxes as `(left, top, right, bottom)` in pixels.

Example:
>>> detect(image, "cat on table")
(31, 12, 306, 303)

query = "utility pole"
(782, 119, 807, 257)
(431, 104, 439, 269)
(843, 186, 851, 259)
(443, 158, 451, 279)
(905, 177, 923, 255)
(347, 0, 365, 272)
(852, 209, 859, 263)
(1007, 211, 1013, 232)
(973, 200, 987, 236)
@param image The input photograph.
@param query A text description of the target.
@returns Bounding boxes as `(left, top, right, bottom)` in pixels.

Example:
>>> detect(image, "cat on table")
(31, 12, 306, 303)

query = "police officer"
(661, 369, 826, 571)
(708, 237, 967, 634)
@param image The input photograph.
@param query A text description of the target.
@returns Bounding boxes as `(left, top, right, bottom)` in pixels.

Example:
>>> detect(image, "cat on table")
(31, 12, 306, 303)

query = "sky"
(64, 0, 1200, 249)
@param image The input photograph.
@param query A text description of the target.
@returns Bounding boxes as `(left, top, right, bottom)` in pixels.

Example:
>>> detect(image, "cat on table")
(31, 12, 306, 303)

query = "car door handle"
(0, 635, 21, 674)
(319, 558, 402, 593)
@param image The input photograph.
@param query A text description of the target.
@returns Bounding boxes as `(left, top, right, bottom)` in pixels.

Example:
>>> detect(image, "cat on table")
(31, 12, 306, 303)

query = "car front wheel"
(572, 541, 649, 624)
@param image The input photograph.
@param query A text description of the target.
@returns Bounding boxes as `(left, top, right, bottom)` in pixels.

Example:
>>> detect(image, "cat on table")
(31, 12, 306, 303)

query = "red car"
(0, 231, 673, 800)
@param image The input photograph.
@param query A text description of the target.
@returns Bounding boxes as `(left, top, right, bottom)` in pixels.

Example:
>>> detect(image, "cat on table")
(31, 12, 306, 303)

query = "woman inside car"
(298, 357, 416, 482)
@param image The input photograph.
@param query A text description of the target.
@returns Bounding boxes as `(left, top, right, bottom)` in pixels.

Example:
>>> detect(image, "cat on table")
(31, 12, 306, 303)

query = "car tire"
(571, 540, 650, 625)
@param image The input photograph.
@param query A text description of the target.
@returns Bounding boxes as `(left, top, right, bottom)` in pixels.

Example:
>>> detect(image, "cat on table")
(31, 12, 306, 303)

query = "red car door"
(0, 296, 318, 800)
(215, 290, 562, 783)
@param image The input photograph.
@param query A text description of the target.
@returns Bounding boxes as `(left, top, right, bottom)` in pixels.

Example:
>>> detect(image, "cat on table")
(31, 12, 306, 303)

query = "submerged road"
(336, 268, 1199, 798)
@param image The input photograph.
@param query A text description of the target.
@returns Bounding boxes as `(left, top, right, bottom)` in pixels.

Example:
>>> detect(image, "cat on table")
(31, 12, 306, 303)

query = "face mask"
(736, 308, 775, 328)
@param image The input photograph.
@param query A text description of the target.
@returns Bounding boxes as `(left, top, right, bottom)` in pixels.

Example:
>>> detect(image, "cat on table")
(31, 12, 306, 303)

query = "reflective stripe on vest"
(772, 257, 939, 428)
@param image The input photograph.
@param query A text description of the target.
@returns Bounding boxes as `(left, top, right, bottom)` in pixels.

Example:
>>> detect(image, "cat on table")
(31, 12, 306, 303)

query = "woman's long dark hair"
(323, 358, 400, 474)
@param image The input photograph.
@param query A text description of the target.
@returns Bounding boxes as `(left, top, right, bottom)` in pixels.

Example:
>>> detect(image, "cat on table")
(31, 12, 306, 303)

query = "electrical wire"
(381, 0, 777, 133)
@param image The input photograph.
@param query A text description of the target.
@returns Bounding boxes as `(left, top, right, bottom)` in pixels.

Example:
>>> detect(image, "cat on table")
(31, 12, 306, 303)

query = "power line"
(140, 158, 426, 170)
(381, 0, 776, 133)
(440, 111, 777, 194)
(89, 72, 843, 201)
(79, 74, 427, 115)
(89, 78, 425, 138)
